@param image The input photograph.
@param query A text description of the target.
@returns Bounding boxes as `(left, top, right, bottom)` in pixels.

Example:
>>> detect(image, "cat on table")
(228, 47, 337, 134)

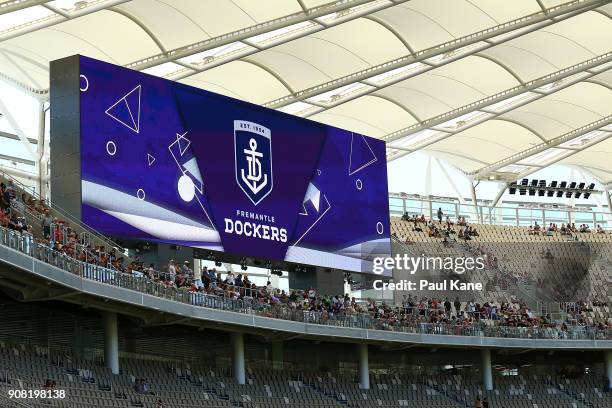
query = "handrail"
(0, 170, 128, 254)
(389, 193, 612, 230)
(389, 192, 612, 215)
(1, 227, 609, 342)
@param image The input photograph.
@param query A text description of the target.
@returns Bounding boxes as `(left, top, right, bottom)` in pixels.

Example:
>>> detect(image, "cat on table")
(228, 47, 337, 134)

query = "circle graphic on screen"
(178, 175, 195, 202)
(79, 74, 89, 92)
(106, 141, 117, 156)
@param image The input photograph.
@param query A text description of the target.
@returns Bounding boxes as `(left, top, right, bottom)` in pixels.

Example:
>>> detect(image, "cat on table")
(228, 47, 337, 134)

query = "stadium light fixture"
(508, 178, 600, 198)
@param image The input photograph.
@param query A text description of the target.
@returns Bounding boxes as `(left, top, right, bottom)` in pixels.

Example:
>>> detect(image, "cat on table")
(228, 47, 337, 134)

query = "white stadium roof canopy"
(0, 0, 611, 186)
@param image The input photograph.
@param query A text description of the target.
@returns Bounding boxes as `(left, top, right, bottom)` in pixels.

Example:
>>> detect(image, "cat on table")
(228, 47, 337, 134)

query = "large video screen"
(78, 56, 391, 274)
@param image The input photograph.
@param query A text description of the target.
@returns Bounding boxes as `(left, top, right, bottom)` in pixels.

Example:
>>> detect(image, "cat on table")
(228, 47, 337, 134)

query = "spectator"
(454, 297, 461, 316)
(226, 271, 236, 285)
(182, 260, 193, 280)
(193, 265, 203, 289)
(0, 183, 10, 211)
(444, 298, 452, 314)
(168, 260, 176, 283)
(208, 268, 217, 289)
(0, 208, 9, 228)
(40, 210, 53, 238)
(437, 207, 443, 223)
(145, 264, 155, 279)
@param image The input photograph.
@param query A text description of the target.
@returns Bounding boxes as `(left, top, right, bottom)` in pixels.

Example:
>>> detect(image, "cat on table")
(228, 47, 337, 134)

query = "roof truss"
(385, 52, 612, 159)
(0, 0, 132, 42)
(474, 117, 612, 181)
(126, 0, 404, 72)
(0, 0, 50, 16)
(261, 0, 608, 114)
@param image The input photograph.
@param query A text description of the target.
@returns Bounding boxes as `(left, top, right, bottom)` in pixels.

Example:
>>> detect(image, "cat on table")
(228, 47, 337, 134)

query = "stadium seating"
(391, 216, 612, 325)
(0, 339, 610, 408)
(1, 171, 611, 349)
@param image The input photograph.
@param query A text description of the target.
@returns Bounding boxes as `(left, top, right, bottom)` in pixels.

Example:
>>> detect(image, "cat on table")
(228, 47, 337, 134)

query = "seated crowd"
(400, 210, 479, 243)
(1, 178, 611, 338)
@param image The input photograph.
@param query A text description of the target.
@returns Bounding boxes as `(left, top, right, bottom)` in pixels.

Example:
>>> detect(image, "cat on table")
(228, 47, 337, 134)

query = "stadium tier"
(1, 1, 612, 407)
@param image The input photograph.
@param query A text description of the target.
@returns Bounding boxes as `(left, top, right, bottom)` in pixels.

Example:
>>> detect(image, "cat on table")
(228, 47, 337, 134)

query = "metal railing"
(1, 226, 610, 341)
(389, 193, 612, 230)
(0, 169, 128, 255)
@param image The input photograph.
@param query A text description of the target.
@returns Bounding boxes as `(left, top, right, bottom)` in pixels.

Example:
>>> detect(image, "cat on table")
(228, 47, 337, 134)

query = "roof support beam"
(385, 52, 611, 160)
(2, 0, 405, 97)
(0, 0, 132, 42)
(0, 0, 50, 15)
(435, 158, 465, 204)
(0, 153, 35, 166)
(475, 115, 612, 180)
(264, 0, 607, 110)
(168, 0, 408, 81)
(0, 130, 37, 145)
(127, 0, 404, 72)
(0, 165, 38, 180)
(0, 94, 37, 159)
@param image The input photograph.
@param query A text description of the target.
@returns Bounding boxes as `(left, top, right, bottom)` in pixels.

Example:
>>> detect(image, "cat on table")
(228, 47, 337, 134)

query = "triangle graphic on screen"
(182, 157, 202, 182)
(105, 85, 141, 133)
(348, 133, 377, 175)
(182, 156, 204, 193)
(176, 132, 191, 156)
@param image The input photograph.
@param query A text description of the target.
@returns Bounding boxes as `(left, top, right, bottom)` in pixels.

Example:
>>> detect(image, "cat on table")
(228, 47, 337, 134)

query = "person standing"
(168, 260, 176, 283)
(193, 265, 203, 289)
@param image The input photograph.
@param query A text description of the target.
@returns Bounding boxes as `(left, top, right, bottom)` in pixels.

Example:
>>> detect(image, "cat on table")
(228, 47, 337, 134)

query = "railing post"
(516, 208, 520, 227)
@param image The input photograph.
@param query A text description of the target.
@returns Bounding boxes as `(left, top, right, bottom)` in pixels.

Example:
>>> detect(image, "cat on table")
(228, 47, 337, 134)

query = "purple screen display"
(79, 56, 391, 274)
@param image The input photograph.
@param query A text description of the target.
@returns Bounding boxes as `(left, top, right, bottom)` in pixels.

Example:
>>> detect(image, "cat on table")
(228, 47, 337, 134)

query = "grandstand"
(1, 1, 612, 408)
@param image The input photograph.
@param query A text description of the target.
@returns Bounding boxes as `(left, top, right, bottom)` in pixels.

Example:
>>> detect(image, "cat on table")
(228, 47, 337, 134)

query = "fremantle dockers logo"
(234, 120, 273, 206)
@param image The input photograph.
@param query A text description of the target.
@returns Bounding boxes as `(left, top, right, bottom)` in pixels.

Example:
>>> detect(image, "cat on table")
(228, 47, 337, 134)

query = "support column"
(271, 341, 283, 370)
(232, 333, 246, 385)
(436, 158, 465, 204)
(605, 350, 612, 390)
(103, 312, 119, 375)
(605, 189, 612, 218)
(491, 183, 507, 208)
(481, 349, 493, 391)
(358, 343, 369, 390)
(470, 182, 479, 223)
(37, 102, 47, 199)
